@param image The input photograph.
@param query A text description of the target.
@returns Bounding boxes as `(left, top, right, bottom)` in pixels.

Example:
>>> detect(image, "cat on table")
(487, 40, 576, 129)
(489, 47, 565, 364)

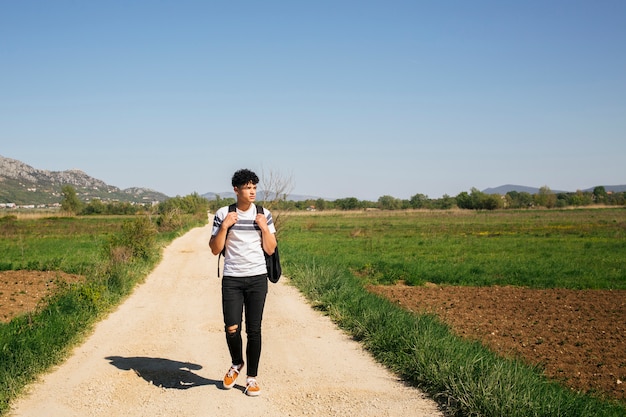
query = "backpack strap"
(217, 204, 237, 277)
(256, 204, 265, 245)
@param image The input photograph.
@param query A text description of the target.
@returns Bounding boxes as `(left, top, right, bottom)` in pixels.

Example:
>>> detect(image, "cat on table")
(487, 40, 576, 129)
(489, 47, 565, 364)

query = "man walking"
(209, 169, 277, 396)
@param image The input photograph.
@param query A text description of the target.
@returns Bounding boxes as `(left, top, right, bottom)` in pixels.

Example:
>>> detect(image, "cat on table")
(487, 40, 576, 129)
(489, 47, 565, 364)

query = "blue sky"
(1, 1, 624, 200)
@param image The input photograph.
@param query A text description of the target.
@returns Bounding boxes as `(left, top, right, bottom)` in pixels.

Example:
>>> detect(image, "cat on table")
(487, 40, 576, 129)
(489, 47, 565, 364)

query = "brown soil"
(369, 283, 626, 402)
(0, 270, 84, 323)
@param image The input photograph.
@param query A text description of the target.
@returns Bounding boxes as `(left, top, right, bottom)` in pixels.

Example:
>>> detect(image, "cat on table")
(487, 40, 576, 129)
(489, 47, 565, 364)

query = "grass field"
(279, 208, 626, 289)
(0, 216, 129, 273)
(279, 208, 626, 416)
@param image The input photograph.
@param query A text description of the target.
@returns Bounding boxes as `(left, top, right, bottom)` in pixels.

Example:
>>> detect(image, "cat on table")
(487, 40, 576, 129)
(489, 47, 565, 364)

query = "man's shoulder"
(255, 204, 271, 214)
(215, 205, 231, 217)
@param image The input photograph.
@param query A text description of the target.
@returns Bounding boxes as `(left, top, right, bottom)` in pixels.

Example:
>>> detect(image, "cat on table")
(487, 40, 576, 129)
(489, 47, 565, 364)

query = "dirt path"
(9, 225, 442, 417)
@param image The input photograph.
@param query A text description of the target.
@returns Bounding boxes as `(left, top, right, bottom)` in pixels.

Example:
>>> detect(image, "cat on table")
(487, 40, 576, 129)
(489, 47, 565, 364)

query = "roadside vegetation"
(280, 208, 626, 416)
(0, 194, 209, 415)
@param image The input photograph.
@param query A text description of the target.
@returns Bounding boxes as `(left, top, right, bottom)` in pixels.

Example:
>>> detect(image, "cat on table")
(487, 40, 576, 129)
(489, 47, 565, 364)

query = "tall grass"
(280, 208, 626, 416)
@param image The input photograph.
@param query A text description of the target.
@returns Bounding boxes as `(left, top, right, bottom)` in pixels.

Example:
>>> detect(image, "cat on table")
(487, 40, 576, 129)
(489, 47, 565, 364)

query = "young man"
(209, 169, 277, 397)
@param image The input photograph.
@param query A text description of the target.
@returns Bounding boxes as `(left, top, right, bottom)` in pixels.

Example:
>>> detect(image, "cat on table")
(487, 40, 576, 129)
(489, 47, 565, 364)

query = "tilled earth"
(0, 270, 84, 323)
(369, 283, 626, 402)
(2, 270, 625, 403)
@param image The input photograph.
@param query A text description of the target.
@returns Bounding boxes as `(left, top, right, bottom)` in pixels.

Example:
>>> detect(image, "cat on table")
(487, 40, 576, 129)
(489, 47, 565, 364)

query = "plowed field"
(369, 283, 625, 402)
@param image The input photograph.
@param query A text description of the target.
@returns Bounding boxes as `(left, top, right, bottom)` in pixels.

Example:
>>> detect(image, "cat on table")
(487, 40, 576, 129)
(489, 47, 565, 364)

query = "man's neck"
(237, 201, 253, 211)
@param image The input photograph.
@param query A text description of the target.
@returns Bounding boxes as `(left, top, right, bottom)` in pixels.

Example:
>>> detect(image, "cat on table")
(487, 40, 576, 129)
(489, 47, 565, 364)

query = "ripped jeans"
(221, 274, 268, 378)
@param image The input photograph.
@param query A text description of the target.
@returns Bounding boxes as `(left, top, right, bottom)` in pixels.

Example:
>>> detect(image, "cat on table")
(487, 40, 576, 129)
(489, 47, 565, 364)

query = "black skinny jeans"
(221, 274, 268, 378)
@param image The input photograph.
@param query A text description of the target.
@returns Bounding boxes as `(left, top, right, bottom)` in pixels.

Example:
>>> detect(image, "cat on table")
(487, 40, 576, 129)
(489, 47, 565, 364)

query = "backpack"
(256, 205, 282, 283)
(217, 204, 282, 283)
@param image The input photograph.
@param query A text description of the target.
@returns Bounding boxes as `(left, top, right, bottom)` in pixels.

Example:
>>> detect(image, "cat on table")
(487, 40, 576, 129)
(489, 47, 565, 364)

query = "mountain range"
(200, 191, 320, 202)
(0, 155, 168, 206)
(1, 155, 623, 206)
(0, 155, 319, 206)
(482, 184, 626, 195)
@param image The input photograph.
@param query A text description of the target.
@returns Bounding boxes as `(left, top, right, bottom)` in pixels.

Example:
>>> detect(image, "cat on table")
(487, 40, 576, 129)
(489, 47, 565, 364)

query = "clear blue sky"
(2, 1, 625, 200)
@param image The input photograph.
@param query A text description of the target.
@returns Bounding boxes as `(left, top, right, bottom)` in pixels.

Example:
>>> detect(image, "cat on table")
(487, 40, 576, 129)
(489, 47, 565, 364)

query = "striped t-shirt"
(212, 204, 276, 277)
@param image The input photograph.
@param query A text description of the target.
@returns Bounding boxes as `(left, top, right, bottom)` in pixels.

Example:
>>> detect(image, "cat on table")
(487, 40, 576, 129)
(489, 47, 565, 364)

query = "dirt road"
(9, 225, 442, 417)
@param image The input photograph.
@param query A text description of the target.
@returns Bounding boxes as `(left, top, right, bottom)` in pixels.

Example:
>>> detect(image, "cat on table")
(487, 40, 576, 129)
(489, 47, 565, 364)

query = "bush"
(156, 208, 184, 231)
(104, 216, 157, 262)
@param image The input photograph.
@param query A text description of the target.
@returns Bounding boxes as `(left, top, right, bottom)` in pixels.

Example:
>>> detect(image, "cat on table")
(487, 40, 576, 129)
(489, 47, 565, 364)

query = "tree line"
(206, 185, 625, 211)
(61, 184, 625, 216)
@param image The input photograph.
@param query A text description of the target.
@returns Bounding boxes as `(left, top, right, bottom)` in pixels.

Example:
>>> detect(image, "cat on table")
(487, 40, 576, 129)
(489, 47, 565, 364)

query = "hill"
(482, 184, 626, 195)
(0, 155, 169, 206)
(201, 191, 320, 202)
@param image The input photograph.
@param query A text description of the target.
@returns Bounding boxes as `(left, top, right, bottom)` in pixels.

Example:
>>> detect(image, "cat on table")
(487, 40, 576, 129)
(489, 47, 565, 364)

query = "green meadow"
(0, 216, 126, 273)
(279, 208, 626, 416)
(280, 208, 626, 289)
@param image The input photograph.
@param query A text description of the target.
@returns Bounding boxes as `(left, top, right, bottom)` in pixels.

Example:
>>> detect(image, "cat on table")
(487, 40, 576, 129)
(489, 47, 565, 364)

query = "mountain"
(0, 155, 169, 206)
(582, 185, 626, 193)
(482, 185, 562, 195)
(201, 191, 320, 202)
(483, 184, 626, 195)
(201, 192, 236, 200)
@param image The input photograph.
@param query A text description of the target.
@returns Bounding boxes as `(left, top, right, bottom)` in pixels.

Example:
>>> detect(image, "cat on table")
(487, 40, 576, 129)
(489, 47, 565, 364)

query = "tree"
(259, 168, 296, 234)
(378, 195, 401, 210)
(315, 198, 326, 211)
(469, 187, 486, 209)
(409, 193, 429, 209)
(82, 198, 105, 215)
(335, 197, 360, 210)
(433, 194, 455, 210)
(456, 188, 501, 210)
(259, 168, 295, 211)
(534, 186, 557, 208)
(593, 186, 607, 204)
(517, 192, 534, 208)
(60, 185, 83, 215)
(456, 191, 472, 209)
(482, 194, 503, 210)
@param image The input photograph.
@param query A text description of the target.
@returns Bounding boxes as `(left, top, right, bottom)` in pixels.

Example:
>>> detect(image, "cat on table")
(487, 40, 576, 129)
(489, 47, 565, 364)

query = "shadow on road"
(105, 356, 219, 389)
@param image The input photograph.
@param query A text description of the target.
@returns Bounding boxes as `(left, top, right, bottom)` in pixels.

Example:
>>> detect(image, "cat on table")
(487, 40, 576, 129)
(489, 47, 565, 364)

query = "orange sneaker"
(223, 363, 243, 389)
(244, 378, 261, 397)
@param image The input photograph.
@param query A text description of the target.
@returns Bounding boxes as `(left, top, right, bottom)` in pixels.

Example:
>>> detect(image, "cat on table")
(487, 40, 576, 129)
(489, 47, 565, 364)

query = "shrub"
(104, 216, 157, 262)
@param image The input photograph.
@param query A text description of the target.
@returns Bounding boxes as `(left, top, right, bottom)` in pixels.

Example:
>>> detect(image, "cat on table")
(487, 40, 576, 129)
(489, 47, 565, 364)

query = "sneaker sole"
(245, 389, 261, 397)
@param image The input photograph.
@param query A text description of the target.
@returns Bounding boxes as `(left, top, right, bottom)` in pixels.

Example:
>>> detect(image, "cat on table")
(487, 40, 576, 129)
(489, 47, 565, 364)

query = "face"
(234, 182, 257, 204)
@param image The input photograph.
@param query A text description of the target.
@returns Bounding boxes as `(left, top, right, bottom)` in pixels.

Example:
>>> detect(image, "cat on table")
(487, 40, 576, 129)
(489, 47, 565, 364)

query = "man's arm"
(256, 213, 277, 255)
(209, 211, 238, 255)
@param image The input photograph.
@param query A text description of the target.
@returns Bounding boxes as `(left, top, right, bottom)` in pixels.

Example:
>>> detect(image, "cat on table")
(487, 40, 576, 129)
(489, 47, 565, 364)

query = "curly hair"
(231, 169, 259, 188)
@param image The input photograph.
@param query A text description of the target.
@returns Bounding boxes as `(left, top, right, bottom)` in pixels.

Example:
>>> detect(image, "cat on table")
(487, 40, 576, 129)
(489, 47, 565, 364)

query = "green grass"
(280, 208, 626, 416)
(0, 214, 205, 415)
(281, 208, 626, 289)
(0, 216, 129, 273)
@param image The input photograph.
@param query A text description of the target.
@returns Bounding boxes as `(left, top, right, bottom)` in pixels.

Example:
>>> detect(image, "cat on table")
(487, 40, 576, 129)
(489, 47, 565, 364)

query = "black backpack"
(217, 204, 282, 283)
